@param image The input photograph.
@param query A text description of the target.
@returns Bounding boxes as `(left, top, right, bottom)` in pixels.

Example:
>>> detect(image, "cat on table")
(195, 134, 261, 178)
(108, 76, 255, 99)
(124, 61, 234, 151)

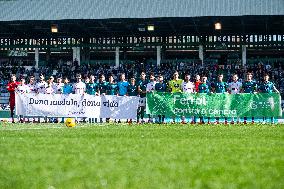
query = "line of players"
(7, 70, 279, 124)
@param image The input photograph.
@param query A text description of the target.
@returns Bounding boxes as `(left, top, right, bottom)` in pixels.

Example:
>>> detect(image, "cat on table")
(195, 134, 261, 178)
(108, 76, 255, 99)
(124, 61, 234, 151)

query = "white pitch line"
(0, 125, 95, 131)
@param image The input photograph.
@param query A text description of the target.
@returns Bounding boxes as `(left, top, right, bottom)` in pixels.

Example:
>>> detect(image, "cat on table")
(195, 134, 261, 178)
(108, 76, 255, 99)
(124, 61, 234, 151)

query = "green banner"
(146, 92, 282, 117)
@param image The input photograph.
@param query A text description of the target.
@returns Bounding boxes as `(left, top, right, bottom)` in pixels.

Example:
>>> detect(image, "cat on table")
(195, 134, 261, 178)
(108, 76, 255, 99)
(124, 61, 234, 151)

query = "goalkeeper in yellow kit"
(168, 71, 183, 123)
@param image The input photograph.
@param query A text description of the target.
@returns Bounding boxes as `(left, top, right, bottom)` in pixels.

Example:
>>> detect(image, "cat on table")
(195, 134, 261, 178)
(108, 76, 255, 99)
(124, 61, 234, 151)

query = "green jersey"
(258, 81, 275, 93)
(86, 82, 98, 95)
(242, 81, 257, 93)
(137, 79, 149, 98)
(98, 81, 108, 94)
(106, 83, 118, 95)
(198, 83, 209, 93)
(212, 81, 228, 93)
(127, 84, 138, 96)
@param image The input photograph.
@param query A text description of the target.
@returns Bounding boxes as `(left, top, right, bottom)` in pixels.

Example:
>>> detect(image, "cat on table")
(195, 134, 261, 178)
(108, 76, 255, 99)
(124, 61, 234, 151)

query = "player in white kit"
(55, 77, 64, 94)
(27, 76, 37, 94)
(36, 74, 49, 122)
(27, 76, 39, 122)
(16, 78, 30, 122)
(36, 74, 47, 94)
(181, 74, 195, 93)
(228, 74, 242, 95)
(146, 73, 157, 123)
(73, 74, 86, 123)
(73, 74, 86, 95)
(228, 74, 242, 124)
(181, 74, 195, 123)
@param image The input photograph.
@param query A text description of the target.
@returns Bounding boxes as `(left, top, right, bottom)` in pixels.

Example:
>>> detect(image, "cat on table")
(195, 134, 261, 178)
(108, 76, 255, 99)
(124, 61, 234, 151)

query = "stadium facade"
(0, 0, 283, 67)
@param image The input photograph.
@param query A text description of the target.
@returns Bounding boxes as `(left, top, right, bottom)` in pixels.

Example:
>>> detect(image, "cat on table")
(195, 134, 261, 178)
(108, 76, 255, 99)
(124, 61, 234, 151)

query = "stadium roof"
(0, 0, 283, 39)
(0, 0, 283, 21)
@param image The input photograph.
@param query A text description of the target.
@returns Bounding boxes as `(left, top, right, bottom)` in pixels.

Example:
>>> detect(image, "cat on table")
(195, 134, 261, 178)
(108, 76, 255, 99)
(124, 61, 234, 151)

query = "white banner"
(16, 94, 140, 119)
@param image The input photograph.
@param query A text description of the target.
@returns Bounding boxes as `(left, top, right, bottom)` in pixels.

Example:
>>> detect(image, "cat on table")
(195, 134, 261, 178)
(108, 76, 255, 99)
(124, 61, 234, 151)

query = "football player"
(241, 72, 257, 124)
(228, 74, 242, 124)
(258, 73, 280, 124)
(211, 74, 228, 124)
(181, 74, 195, 124)
(154, 75, 167, 124)
(137, 72, 149, 123)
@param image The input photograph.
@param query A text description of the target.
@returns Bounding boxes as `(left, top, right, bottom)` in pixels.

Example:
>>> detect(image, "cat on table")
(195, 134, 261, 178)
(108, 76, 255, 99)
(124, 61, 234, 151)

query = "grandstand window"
(195, 36, 198, 43)
(209, 36, 213, 42)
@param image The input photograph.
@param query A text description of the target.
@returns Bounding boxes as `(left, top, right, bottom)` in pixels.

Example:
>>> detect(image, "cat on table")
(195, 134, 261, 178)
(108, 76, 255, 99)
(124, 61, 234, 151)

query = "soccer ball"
(65, 118, 76, 127)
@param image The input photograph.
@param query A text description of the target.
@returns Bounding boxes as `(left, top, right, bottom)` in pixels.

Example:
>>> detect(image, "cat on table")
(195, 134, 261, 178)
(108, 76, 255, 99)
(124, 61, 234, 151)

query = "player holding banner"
(181, 74, 195, 124)
(198, 76, 210, 124)
(241, 72, 258, 124)
(16, 78, 30, 123)
(146, 73, 157, 123)
(258, 73, 280, 124)
(168, 71, 183, 123)
(117, 73, 129, 123)
(228, 74, 242, 124)
(73, 74, 86, 123)
(137, 72, 149, 123)
(211, 74, 228, 124)
(127, 78, 139, 123)
(27, 76, 39, 123)
(155, 75, 167, 124)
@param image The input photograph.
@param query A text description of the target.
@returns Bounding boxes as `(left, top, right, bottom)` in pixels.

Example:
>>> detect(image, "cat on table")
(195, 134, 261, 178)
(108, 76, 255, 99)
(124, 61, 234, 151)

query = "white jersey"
(146, 81, 157, 92)
(45, 86, 54, 94)
(27, 83, 37, 93)
(51, 82, 57, 92)
(228, 81, 242, 94)
(55, 83, 64, 94)
(181, 81, 195, 93)
(36, 81, 47, 94)
(16, 84, 30, 94)
(73, 81, 86, 94)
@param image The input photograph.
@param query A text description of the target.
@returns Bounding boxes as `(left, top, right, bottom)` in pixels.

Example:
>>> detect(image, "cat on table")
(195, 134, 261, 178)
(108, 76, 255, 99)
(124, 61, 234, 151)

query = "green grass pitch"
(0, 123, 283, 189)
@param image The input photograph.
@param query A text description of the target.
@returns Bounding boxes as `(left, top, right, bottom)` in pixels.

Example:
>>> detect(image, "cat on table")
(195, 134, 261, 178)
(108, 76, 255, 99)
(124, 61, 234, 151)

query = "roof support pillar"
(157, 46, 161, 67)
(35, 48, 39, 69)
(115, 47, 120, 68)
(242, 45, 246, 66)
(199, 45, 204, 66)
(73, 47, 80, 66)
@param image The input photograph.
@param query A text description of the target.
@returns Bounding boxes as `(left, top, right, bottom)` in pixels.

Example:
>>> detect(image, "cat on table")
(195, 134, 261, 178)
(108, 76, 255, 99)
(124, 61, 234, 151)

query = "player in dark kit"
(198, 76, 210, 124)
(155, 75, 167, 124)
(211, 74, 228, 124)
(127, 78, 139, 123)
(6, 74, 20, 123)
(241, 72, 258, 124)
(137, 72, 149, 123)
(258, 73, 280, 123)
